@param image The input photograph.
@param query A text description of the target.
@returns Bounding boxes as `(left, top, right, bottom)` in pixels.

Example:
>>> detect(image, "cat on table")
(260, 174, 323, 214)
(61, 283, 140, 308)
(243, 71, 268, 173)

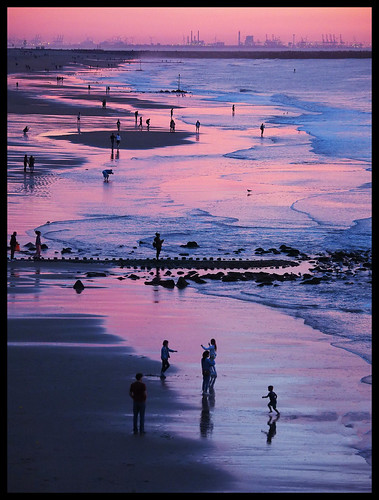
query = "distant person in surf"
(153, 232, 164, 259)
(260, 123, 265, 137)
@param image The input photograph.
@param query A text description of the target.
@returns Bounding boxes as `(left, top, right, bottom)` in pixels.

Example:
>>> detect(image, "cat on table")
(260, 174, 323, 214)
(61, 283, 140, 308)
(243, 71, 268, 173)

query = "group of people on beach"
(9, 229, 41, 260)
(23, 154, 35, 173)
(130, 337, 279, 434)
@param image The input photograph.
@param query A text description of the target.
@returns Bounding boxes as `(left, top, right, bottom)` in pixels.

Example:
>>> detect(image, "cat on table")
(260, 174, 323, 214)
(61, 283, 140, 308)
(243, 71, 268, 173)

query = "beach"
(7, 48, 371, 493)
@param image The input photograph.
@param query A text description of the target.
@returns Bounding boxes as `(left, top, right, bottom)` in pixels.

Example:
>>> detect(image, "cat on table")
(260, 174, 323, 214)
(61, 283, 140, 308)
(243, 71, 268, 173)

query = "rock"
(176, 276, 189, 289)
(85, 271, 107, 277)
(300, 277, 321, 285)
(202, 272, 225, 280)
(73, 280, 85, 291)
(61, 247, 72, 254)
(184, 273, 207, 284)
(180, 241, 199, 248)
(160, 279, 175, 289)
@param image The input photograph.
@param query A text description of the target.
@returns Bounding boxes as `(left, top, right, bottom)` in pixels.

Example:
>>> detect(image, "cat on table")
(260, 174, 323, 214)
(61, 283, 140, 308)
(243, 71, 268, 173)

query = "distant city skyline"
(7, 7, 372, 48)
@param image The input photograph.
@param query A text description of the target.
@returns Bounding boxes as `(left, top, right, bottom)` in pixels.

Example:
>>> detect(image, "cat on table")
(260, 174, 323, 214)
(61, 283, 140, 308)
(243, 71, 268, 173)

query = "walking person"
(9, 231, 18, 260)
(116, 119, 121, 131)
(129, 373, 147, 434)
(160, 340, 177, 379)
(201, 351, 215, 395)
(260, 123, 265, 137)
(110, 132, 116, 150)
(262, 385, 280, 415)
(23, 154, 28, 172)
(29, 155, 35, 173)
(201, 338, 217, 388)
(116, 133, 121, 149)
(195, 120, 200, 132)
(33, 230, 42, 260)
(153, 232, 164, 260)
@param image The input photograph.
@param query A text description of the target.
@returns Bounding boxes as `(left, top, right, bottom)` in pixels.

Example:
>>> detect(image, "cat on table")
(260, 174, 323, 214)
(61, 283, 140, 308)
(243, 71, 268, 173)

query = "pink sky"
(7, 7, 372, 46)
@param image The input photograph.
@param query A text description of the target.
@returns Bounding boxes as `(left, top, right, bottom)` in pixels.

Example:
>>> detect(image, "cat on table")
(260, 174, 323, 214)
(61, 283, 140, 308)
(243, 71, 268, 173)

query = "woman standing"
(10, 231, 18, 260)
(201, 339, 217, 388)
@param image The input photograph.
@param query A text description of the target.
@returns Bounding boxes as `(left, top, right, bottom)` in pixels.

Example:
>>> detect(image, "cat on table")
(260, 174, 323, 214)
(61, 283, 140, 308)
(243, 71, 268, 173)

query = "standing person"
(262, 385, 280, 415)
(102, 169, 113, 182)
(260, 123, 265, 137)
(160, 340, 177, 379)
(153, 232, 164, 260)
(33, 230, 42, 260)
(195, 120, 200, 132)
(201, 339, 217, 388)
(201, 351, 215, 395)
(23, 154, 28, 172)
(110, 132, 116, 150)
(29, 155, 35, 173)
(129, 373, 147, 434)
(116, 133, 121, 149)
(116, 119, 121, 131)
(134, 110, 138, 123)
(146, 118, 150, 131)
(170, 119, 175, 132)
(170, 107, 174, 118)
(232, 104, 235, 114)
(10, 231, 18, 260)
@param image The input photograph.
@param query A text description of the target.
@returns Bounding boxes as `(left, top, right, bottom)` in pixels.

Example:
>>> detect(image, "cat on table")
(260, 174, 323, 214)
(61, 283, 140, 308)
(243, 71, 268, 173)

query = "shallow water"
(8, 57, 371, 367)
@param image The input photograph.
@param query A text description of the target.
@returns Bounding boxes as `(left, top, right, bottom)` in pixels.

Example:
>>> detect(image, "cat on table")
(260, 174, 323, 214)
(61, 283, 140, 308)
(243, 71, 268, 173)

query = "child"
(262, 385, 280, 415)
(160, 340, 177, 379)
(102, 169, 113, 182)
(201, 351, 215, 395)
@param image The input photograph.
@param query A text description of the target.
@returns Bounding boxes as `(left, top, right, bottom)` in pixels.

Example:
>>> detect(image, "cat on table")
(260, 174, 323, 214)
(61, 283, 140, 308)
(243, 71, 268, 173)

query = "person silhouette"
(153, 232, 164, 259)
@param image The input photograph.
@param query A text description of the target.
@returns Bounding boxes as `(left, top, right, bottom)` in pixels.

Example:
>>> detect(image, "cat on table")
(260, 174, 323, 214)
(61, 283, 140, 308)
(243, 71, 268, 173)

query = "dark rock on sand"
(180, 241, 200, 248)
(73, 279, 85, 291)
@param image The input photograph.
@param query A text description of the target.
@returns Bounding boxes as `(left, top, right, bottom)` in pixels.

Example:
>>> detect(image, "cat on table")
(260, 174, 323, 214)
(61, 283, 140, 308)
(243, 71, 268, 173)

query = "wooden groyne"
(8, 256, 301, 270)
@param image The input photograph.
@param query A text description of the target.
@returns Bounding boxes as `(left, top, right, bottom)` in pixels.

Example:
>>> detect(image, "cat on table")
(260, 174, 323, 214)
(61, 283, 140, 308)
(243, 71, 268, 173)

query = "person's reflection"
(153, 267, 161, 303)
(200, 393, 214, 437)
(262, 414, 280, 444)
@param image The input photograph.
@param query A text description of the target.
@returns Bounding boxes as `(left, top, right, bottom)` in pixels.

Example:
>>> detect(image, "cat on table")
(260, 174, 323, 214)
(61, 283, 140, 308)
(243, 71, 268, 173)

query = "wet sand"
(7, 261, 371, 492)
(7, 48, 371, 493)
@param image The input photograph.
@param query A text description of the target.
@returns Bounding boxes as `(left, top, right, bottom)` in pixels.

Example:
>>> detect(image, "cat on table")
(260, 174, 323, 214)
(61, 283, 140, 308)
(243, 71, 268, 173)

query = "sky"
(7, 7, 372, 46)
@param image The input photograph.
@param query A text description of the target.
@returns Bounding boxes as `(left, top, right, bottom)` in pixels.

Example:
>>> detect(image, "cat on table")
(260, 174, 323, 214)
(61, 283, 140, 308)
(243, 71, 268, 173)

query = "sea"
(8, 55, 372, 368)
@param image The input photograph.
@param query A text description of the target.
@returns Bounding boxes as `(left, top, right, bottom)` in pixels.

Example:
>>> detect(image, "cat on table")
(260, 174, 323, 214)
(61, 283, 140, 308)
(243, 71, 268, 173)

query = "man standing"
(153, 232, 164, 260)
(129, 373, 147, 434)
